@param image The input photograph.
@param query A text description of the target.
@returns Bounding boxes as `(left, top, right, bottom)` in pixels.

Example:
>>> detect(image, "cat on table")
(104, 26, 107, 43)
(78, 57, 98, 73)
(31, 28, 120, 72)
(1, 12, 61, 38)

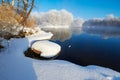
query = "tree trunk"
(27, 0, 34, 18)
(21, 0, 34, 25)
(17, 0, 20, 13)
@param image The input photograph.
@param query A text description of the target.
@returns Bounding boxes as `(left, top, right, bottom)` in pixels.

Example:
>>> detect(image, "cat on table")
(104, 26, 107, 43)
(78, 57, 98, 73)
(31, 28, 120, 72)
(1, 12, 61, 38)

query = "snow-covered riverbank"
(0, 30, 120, 80)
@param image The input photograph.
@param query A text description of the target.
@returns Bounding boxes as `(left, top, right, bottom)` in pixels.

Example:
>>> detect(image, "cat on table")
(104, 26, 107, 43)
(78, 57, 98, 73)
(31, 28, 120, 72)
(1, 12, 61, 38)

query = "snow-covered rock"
(31, 41, 61, 58)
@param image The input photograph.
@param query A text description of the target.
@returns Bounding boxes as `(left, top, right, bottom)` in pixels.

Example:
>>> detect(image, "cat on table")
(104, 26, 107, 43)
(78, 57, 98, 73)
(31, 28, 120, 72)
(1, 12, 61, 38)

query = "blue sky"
(35, 0, 120, 19)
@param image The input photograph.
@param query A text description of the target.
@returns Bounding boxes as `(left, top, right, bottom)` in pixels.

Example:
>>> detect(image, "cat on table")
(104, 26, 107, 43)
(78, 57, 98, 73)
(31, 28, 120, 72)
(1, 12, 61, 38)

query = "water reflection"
(41, 28, 72, 41)
(71, 27, 82, 35)
(41, 27, 120, 72)
(53, 31, 120, 72)
(83, 26, 120, 39)
(42, 26, 120, 40)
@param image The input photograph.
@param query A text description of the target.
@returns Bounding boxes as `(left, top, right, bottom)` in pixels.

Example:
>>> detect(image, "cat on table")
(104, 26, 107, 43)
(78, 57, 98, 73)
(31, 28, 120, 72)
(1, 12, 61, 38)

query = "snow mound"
(28, 29, 53, 46)
(31, 41, 61, 58)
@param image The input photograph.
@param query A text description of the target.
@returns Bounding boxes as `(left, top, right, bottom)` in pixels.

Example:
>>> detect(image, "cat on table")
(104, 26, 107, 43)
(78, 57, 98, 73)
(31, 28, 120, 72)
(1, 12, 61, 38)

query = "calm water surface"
(42, 27, 120, 72)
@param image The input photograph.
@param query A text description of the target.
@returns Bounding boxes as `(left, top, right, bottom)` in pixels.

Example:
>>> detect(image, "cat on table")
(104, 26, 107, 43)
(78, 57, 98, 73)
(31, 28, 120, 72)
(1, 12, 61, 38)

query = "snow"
(27, 29, 53, 46)
(0, 31, 120, 80)
(33, 60, 120, 80)
(31, 41, 61, 58)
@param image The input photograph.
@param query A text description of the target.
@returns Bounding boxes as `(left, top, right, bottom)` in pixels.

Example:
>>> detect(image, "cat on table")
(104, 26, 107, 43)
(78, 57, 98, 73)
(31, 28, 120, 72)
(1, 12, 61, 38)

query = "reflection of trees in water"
(42, 28, 72, 41)
(83, 26, 120, 39)
(71, 27, 82, 35)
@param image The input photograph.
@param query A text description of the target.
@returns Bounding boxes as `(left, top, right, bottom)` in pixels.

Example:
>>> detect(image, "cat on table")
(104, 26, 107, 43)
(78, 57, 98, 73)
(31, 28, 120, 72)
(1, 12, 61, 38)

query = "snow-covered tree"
(38, 9, 74, 27)
(70, 18, 84, 28)
(83, 14, 120, 27)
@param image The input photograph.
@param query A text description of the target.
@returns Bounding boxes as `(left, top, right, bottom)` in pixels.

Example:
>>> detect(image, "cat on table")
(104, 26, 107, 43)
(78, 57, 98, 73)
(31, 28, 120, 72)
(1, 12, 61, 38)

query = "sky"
(35, 0, 120, 19)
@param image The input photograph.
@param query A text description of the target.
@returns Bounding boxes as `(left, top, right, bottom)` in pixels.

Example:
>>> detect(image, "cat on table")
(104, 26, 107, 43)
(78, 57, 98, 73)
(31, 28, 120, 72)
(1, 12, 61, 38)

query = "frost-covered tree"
(70, 18, 84, 28)
(83, 14, 120, 27)
(38, 9, 73, 27)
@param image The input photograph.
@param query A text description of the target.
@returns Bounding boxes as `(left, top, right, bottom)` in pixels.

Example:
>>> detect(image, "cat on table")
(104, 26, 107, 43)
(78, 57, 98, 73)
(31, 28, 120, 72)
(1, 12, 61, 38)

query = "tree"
(2, 0, 4, 3)
(0, 0, 35, 39)
(20, 0, 34, 26)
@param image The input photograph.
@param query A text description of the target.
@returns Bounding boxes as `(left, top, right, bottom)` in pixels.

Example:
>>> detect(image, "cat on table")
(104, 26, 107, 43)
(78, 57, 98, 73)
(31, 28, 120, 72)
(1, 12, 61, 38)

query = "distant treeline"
(83, 15, 120, 27)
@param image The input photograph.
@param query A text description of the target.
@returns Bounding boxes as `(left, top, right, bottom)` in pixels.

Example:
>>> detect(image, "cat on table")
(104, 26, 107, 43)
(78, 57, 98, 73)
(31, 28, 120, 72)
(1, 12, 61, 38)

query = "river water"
(42, 26, 120, 72)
